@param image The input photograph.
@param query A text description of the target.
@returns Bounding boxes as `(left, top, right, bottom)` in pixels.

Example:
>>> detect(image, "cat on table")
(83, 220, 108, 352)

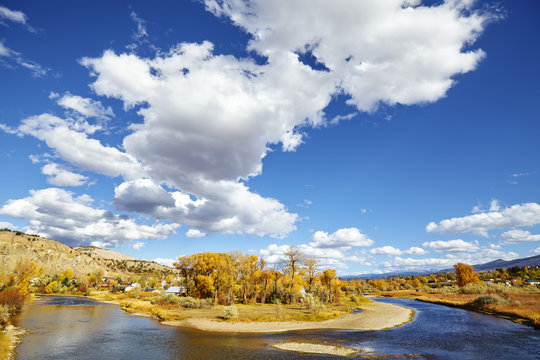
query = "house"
(165, 286, 186, 296)
(125, 283, 141, 292)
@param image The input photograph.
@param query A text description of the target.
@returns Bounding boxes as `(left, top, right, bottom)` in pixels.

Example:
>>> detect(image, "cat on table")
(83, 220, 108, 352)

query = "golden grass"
(0, 331, 10, 360)
(91, 292, 359, 323)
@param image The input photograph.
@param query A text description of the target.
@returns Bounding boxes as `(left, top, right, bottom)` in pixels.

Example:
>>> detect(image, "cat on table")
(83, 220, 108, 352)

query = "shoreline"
(1, 325, 26, 360)
(413, 297, 538, 329)
(160, 301, 414, 333)
(33, 294, 415, 333)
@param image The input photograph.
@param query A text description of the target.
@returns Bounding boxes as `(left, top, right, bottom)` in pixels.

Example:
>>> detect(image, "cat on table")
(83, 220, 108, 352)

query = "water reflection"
(14, 296, 540, 360)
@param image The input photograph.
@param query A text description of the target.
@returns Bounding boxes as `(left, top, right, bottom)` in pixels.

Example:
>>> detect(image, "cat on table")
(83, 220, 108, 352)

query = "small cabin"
(165, 286, 186, 296)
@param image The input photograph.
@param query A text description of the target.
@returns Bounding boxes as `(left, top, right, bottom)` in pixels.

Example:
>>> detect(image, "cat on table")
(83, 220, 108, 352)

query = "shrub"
(459, 283, 487, 294)
(0, 304, 11, 326)
(350, 294, 369, 305)
(222, 305, 238, 319)
(148, 295, 206, 308)
(44, 281, 59, 294)
(177, 296, 201, 308)
(275, 300, 283, 320)
(472, 294, 512, 306)
(303, 293, 326, 313)
(0, 287, 25, 311)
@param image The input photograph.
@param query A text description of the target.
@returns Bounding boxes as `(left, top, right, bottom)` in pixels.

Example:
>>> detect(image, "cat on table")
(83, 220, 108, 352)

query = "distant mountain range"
(457, 255, 540, 272)
(342, 254, 540, 279)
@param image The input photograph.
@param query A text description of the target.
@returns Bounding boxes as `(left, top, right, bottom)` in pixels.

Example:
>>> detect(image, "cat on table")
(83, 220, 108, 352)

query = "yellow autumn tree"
(454, 263, 480, 287)
(13, 258, 42, 297)
(320, 269, 336, 303)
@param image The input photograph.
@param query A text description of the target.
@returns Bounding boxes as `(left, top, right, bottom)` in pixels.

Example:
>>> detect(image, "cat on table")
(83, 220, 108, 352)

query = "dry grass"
(92, 292, 357, 323)
(0, 331, 10, 360)
(380, 289, 540, 328)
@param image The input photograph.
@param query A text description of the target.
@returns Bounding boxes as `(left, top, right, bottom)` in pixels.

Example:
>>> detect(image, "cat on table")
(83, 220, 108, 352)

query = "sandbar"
(271, 342, 358, 356)
(161, 301, 414, 333)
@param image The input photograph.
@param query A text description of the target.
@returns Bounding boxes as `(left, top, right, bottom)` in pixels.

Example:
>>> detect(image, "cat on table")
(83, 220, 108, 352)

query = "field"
(378, 286, 540, 328)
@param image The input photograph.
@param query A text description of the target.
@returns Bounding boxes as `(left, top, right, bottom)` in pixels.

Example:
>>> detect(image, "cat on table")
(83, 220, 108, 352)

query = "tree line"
(173, 247, 344, 305)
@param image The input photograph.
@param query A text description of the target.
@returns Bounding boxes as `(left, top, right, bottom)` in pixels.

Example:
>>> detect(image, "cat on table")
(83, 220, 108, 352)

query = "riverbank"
(0, 325, 26, 360)
(378, 291, 540, 329)
(161, 301, 413, 333)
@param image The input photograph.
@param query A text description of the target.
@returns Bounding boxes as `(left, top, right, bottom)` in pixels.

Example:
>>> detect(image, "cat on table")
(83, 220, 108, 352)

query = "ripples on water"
(14, 296, 540, 360)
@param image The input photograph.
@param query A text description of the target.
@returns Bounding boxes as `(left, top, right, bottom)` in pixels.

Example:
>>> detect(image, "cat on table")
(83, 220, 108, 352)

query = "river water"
(13, 296, 539, 360)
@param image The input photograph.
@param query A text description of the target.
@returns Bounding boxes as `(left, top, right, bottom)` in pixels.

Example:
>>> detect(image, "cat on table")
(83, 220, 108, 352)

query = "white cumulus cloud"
(41, 163, 88, 187)
(500, 229, 540, 244)
(205, 0, 494, 111)
(426, 202, 540, 236)
(0, 188, 178, 246)
(370, 245, 428, 256)
(0, 221, 14, 229)
(55, 92, 114, 120)
(186, 229, 206, 238)
(11, 113, 143, 179)
(152, 257, 178, 267)
(422, 239, 479, 252)
(310, 227, 374, 249)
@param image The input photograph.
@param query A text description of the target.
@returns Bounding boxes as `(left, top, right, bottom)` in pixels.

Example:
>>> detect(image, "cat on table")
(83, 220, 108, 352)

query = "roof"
(165, 286, 182, 293)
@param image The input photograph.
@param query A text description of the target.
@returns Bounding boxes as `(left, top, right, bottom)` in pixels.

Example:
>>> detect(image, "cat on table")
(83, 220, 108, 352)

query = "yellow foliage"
(454, 263, 481, 287)
(13, 258, 40, 297)
(62, 269, 73, 281)
(45, 281, 58, 294)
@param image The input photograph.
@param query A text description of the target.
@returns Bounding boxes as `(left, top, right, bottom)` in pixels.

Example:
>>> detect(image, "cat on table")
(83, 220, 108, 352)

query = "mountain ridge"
(0, 230, 176, 279)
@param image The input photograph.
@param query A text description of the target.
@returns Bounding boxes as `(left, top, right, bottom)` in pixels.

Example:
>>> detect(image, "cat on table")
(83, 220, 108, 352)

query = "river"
(13, 296, 539, 359)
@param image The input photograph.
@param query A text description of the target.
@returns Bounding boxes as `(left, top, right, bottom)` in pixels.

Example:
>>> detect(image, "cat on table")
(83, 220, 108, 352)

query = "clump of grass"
(472, 294, 512, 306)
(223, 305, 239, 320)
(275, 300, 283, 320)
(303, 293, 326, 314)
(459, 283, 487, 294)
(350, 294, 370, 305)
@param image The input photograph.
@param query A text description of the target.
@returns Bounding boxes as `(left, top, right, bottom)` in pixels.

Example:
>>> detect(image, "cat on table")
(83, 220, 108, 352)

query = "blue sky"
(1, 0, 539, 274)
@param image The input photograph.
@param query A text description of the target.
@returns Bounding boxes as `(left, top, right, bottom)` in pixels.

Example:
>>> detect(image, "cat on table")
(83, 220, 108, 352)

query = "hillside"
(74, 246, 137, 261)
(0, 230, 176, 279)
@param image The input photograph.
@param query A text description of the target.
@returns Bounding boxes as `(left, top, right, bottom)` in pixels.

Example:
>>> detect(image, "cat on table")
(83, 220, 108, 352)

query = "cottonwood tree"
(303, 257, 319, 293)
(283, 246, 305, 303)
(454, 262, 480, 287)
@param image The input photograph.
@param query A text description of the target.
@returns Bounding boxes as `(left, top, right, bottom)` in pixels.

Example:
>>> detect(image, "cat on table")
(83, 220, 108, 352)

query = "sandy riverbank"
(161, 301, 414, 333)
